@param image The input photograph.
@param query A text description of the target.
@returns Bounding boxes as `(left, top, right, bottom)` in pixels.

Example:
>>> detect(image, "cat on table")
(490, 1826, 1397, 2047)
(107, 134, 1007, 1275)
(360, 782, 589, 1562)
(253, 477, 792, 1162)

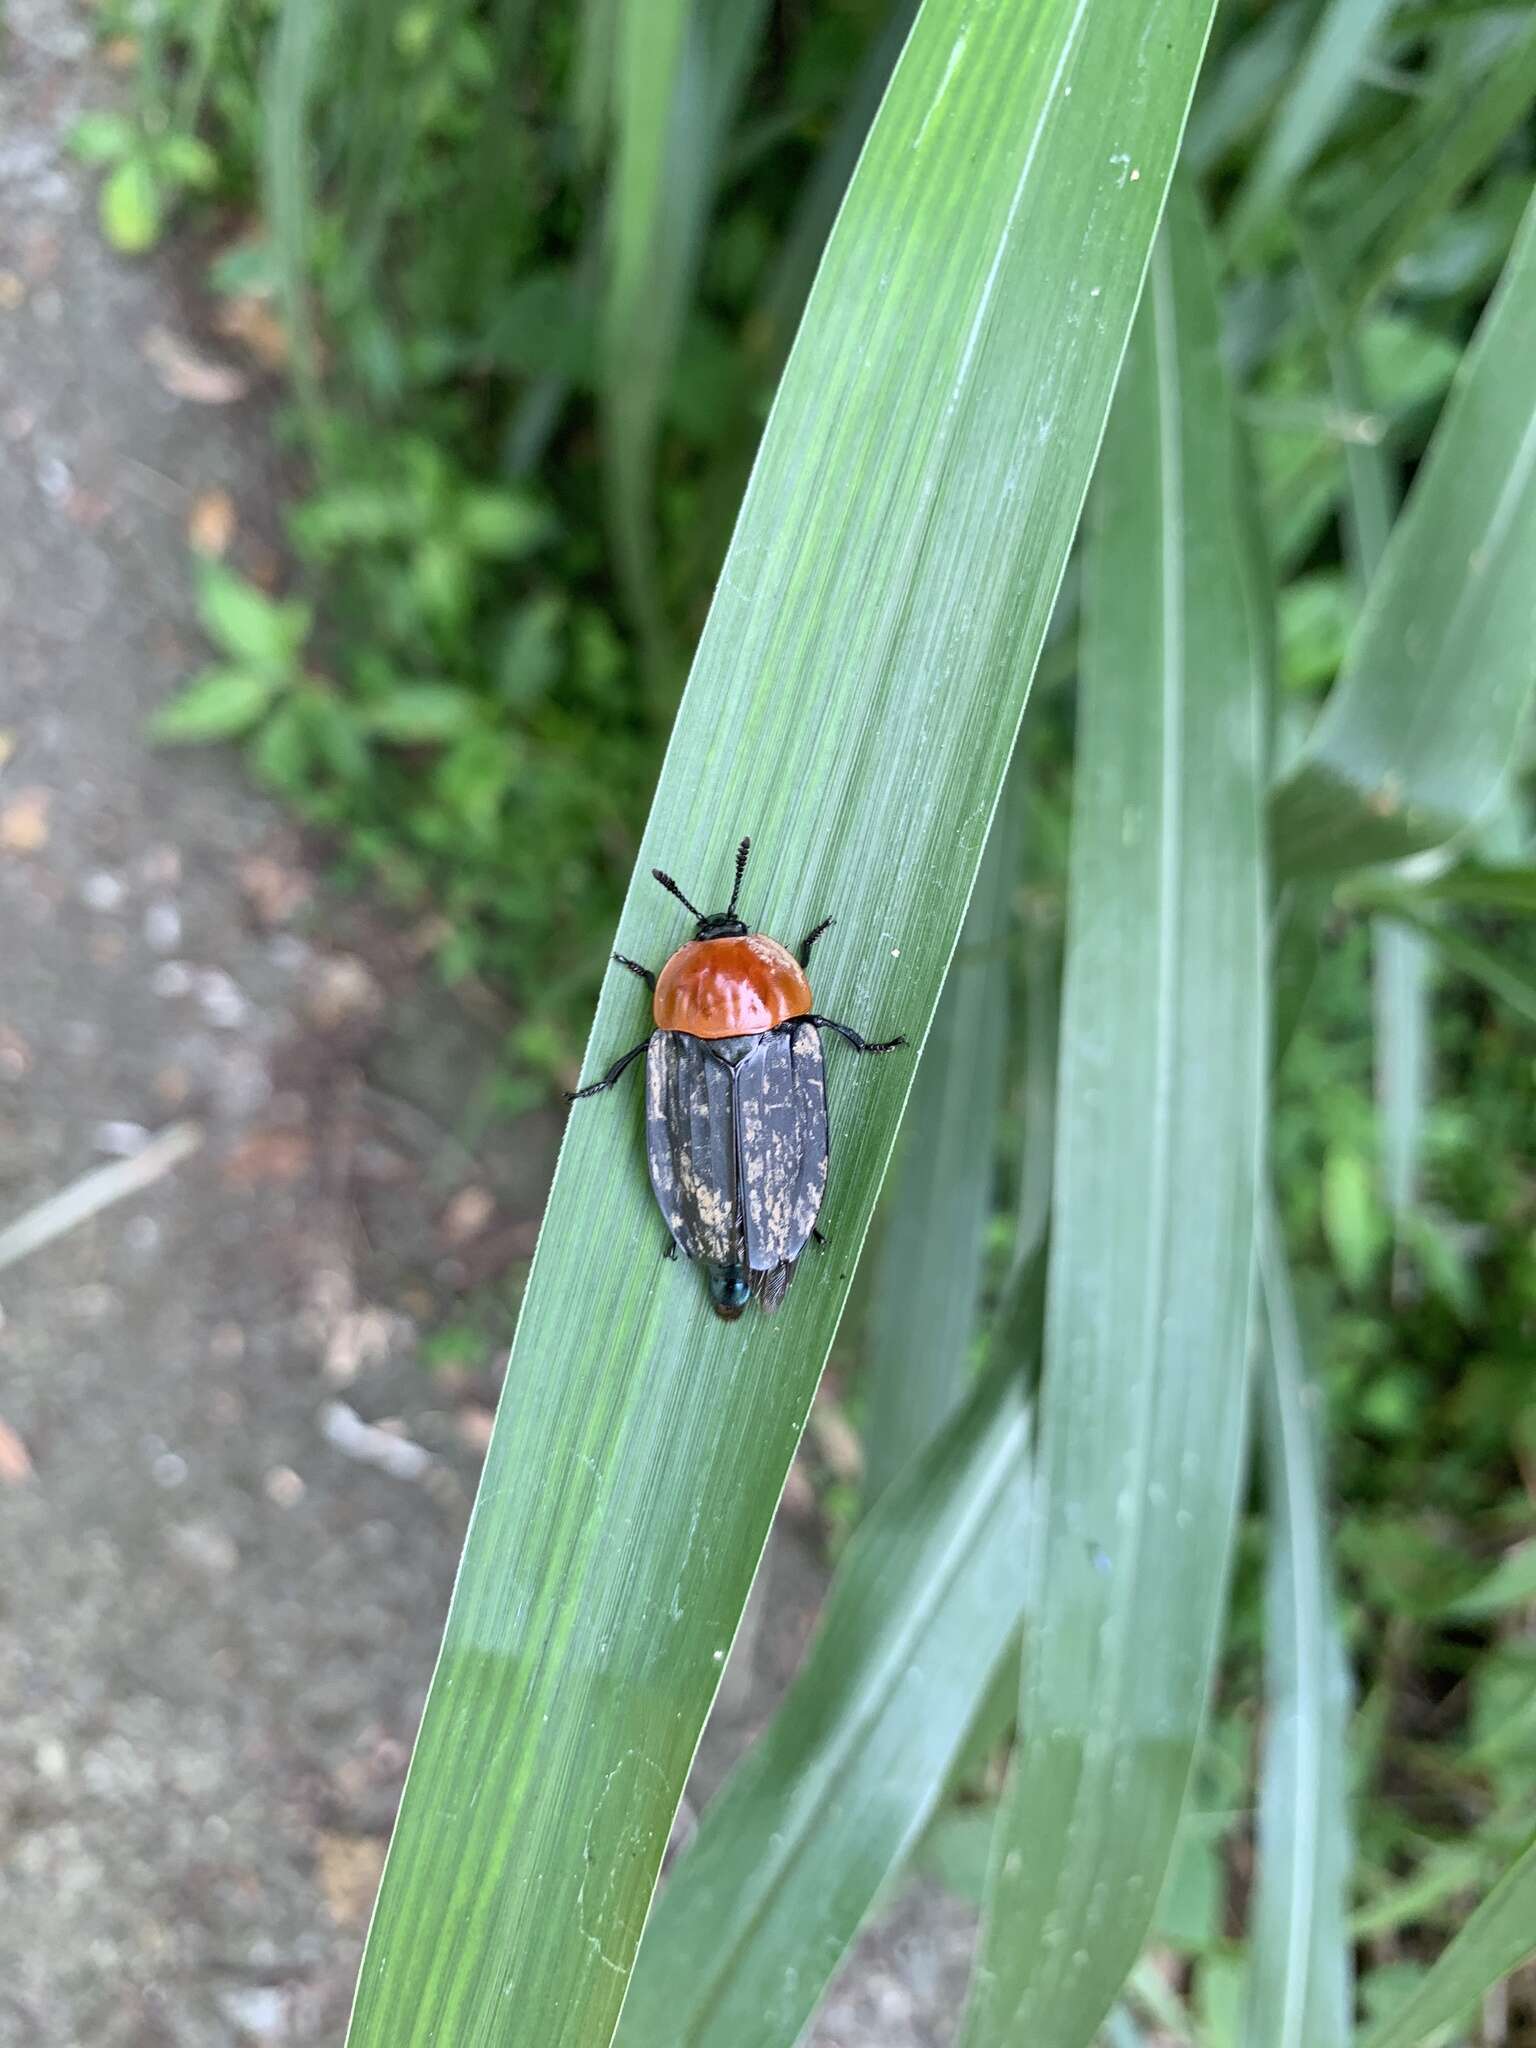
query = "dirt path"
(0, 5, 972, 2041)
(0, 5, 566, 2038)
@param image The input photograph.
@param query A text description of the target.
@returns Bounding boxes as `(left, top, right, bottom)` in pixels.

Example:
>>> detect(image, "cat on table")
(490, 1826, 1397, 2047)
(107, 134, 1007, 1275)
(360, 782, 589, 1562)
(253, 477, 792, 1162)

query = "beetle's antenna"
(727, 836, 751, 918)
(652, 868, 704, 919)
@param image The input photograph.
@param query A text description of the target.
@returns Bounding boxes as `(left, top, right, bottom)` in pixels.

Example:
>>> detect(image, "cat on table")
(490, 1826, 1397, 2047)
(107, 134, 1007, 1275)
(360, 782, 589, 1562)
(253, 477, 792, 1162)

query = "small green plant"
(69, 111, 217, 252)
(151, 562, 311, 742)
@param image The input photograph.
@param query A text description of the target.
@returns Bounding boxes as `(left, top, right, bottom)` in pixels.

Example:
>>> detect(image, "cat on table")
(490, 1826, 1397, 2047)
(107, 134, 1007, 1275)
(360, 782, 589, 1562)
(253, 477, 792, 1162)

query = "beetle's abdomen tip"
(708, 1264, 752, 1316)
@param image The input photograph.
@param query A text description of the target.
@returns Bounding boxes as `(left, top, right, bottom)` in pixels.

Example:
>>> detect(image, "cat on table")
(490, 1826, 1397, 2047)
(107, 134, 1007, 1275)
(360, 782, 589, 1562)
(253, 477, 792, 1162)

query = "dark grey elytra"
(566, 837, 907, 1318)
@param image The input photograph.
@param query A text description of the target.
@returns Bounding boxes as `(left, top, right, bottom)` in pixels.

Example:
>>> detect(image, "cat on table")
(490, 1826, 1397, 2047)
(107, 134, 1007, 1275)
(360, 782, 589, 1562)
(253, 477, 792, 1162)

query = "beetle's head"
(652, 835, 753, 943)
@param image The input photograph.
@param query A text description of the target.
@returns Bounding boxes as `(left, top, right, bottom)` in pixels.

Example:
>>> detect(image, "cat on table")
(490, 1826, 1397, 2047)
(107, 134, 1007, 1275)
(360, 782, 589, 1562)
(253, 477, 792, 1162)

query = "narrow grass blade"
(1011, 896, 1060, 1281)
(601, 0, 697, 660)
(1297, 216, 1397, 591)
(345, 6, 1221, 2044)
(1373, 904, 1536, 1031)
(1359, 1832, 1536, 2048)
(862, 791, 1015, 1507)
(1347, 863, 1536, 915)
(1372, 921, 1431, 1218)
(1344, 11, 1536, 311)
(262, 0, 327, 409)
(337, 0, 487, 307)
(1273, 884, 1329, 1065)
(616, 1354, 1031, 2048)
(601, 0, 772, 674)
(1184, 0, 1311, 175)
(961, 179, 1268, 2048)
(573, 0, 621, 165)
(1227, 0, 1401, 252)
(1245, 1204, 1353, 2048)
(1270, 189, 1536, 875)
(173, 0, 234, 133)
(1300, 219, 1429, 1226)
(1446, 1539, 1536, 1620)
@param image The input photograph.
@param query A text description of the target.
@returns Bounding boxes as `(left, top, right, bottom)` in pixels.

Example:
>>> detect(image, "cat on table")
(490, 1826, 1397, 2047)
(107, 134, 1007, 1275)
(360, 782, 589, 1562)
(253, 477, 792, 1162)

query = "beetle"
(567, 836, 906, 1318)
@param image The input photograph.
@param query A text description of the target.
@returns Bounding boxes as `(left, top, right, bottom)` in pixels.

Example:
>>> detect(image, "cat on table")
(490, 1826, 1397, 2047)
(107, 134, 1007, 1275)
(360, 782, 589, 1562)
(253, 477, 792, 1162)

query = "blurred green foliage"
(88, 0, 1536, 2032)
(85, 0, 911, 1077)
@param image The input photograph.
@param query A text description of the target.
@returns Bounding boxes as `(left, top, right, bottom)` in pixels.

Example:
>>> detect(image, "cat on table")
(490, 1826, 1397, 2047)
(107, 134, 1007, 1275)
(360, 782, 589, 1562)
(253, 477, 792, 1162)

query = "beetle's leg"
(798, 917, 834, 970)
(613, 952, 656, 991)
(811, 1226, 827, 1250)
(806, 1015, 908, 1055)
(565, 1035, 652, 1101)
(662, 1236, 679, 1261)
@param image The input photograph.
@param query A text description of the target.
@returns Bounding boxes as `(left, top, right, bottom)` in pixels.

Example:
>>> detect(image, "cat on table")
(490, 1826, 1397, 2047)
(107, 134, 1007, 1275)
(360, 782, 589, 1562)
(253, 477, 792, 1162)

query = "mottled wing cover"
(737, 1022, 828, 1280)
(645, 1033, 741, 1265)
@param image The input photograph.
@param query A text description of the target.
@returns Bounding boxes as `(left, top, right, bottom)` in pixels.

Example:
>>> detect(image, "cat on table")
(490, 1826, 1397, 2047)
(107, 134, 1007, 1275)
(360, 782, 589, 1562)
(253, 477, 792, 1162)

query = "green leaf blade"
(1229, 0, 1400, 251)
(345, 4, 1221, 2042)
(962, 178, 1268, 2048)
(1271, 189, 1536, 876)
(196, 563, 309, 672)
(861, 795, 1016, 1507)
(1360, 1833, 1536, 2048)
(150, 666, 279, 743)
(100, 158, 162, 253)
(1245, 1206, 1354, 2048)
(600, 0, 772, 667)
(617, 1357, 1031, 2048)
(1345, 12, 1536, 312)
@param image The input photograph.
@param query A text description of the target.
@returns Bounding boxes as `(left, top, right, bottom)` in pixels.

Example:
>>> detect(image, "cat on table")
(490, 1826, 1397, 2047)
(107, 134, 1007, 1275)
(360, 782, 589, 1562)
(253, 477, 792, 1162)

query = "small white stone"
(125, 1214, 161, 1255)
(93, 1121, 150, 1157)
(143, 901, 182, 951)
(216, 1986, 289, 2041)
(37, 454, 71, 501)
(81, 872, 125, 912)
(194, 967, 248, 1029)
(151, 961, 194, 998)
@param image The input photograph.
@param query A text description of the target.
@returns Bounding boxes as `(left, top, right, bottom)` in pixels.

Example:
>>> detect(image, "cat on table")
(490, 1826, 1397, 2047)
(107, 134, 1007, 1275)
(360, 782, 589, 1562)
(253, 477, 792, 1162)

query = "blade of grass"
(861, 789, 1016, 1508)
(615, 1349, 1032, 2048)
(600, 0, 693, 667)
(262, 0, 327, 411)
(1245, 1202, 1353, 2048)
(1300, 215, 1429, 1228)
(1352, 1843, 1488, 1942)
(1297, 219, 1397, 590)
(1270, 188, 1536, 875)
(1227, 0, 1402, 253)
(173, 0, 234, 133)
(574, 0, 621, 165)
(337, 0, 488, 309)
(1359, 1832, 1536, 2048)
(1372, 921, 1431, 1218)
(601, 0, 773, 685)
(1346, 862, 1536, 915)
(1342, 10, 1536, 310)
(1273, 883, 1329, 1064)
(960, 177, 1268, 2048)
(1011, 894, 1060, 1282)
(345, 5, 1221, 2043)
(1184, 0, 1311, 175)
(1372, 902, 1536, 1030)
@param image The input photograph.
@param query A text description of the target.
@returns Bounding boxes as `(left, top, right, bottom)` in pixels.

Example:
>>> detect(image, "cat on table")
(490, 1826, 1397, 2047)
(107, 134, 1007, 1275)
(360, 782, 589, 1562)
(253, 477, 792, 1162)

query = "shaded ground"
(0, 6, 974, 2041)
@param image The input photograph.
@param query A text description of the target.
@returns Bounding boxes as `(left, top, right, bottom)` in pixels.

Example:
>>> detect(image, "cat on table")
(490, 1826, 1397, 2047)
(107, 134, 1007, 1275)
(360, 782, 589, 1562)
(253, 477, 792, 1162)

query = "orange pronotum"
(652, 934, 812, 1039)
